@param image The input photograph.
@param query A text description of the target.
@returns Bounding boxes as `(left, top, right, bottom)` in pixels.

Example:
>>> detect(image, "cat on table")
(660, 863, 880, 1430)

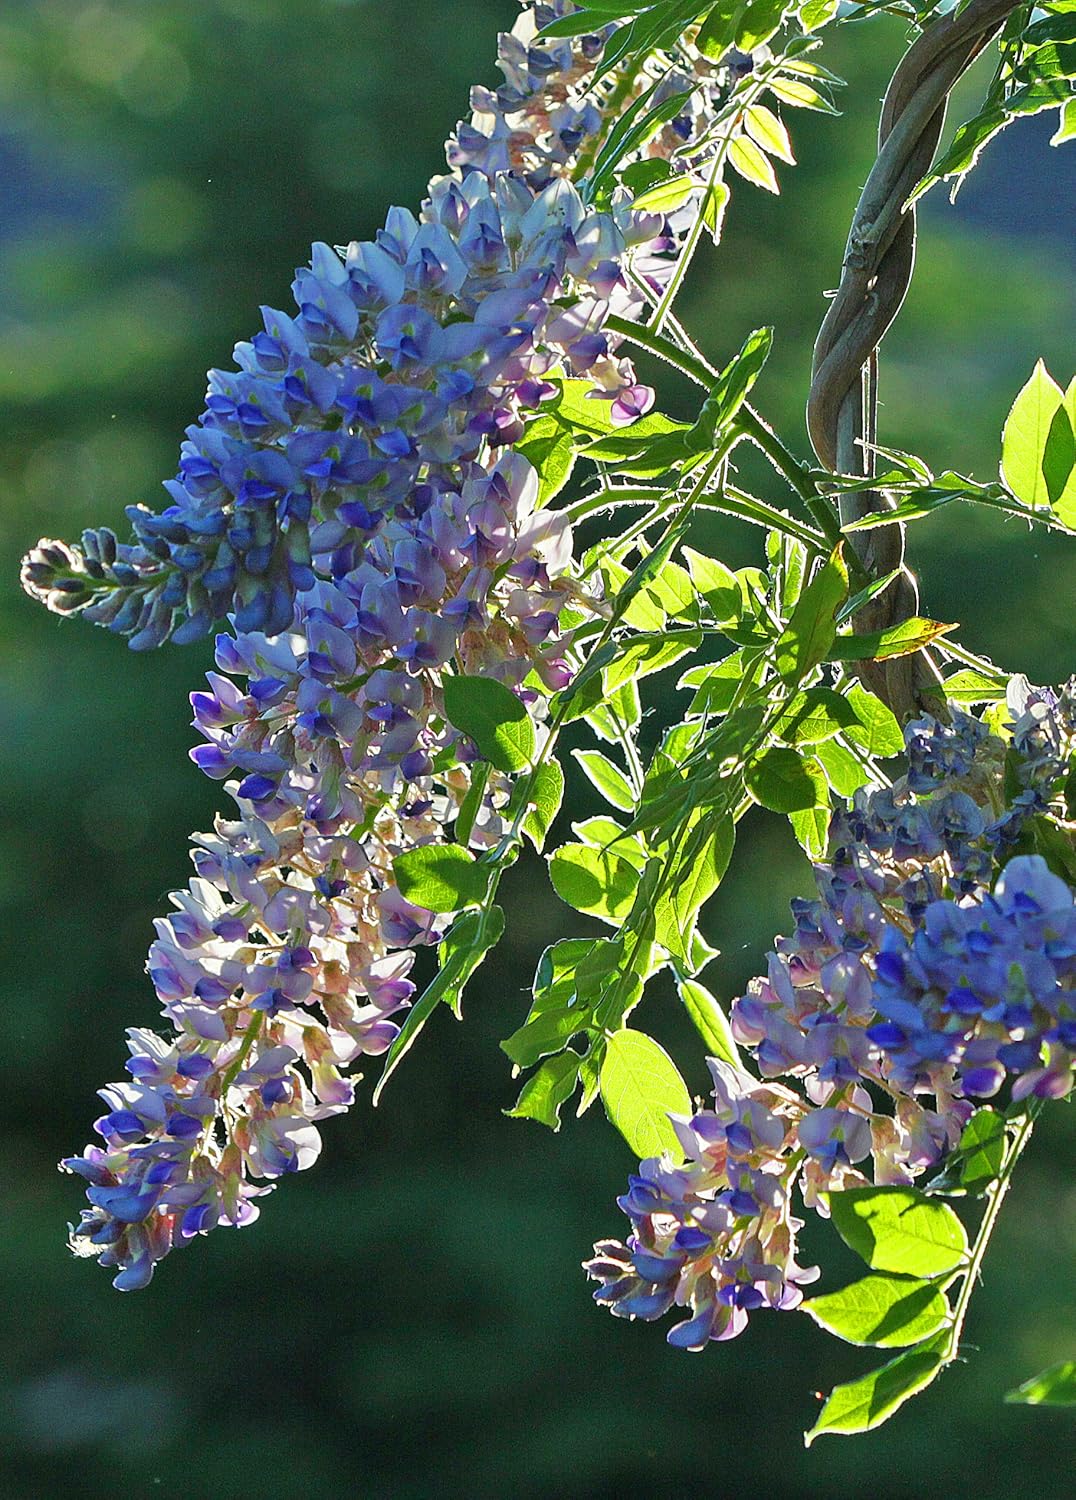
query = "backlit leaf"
(802, 1274, 950, 1348)
(600, 1028, 692, 1159)
(830, 1187, 968, 1278)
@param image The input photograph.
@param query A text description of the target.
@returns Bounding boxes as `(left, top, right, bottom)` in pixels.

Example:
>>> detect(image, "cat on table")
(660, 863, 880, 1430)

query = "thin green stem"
(604, 314, 856, 571)
(220, 1010, 264, 1097)
(648, 65, 774, 333)
(937, 637, 1008, 680)
(945, 1103, 1039, 1362)
(735, 406, 863, 577)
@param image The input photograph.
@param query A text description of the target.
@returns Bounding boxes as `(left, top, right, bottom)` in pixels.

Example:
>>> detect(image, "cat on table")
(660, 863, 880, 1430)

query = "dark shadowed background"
(1, 4, 1073, 1497)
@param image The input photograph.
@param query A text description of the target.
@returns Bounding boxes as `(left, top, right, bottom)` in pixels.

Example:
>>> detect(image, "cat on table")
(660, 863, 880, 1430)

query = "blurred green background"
(1, 4, 1073, 1497)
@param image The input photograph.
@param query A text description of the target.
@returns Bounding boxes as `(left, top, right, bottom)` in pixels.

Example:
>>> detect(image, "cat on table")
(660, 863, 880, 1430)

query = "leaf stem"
(220, 1009, 264, 1097)
(603, 314, 858, 575)
(945, 1102, 1039, 1363)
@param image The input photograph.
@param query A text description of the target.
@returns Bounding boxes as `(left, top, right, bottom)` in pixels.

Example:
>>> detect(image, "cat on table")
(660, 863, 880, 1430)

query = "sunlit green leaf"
(374, 906, 504, 1102)
(393, 843, 491, 913)
(775, 546, 849, 682)
(830, 1187, 968, 1277)
(805, 1336, 947, 1444)
(957, 1109, 1006, 1193)
(455, 761, 489, 847)
(522, 760, 565, 853)
(748, 747, 828, 813)
(1005, 1360, 1076, 1406)
(775, 687, 859, 745)
(790, 803, 830, 859)
(682, 546, 741, 621)
(843, 683, 904, 758)
(729, 134, 780, 193)
(549, 842, 640, 921)
(653, 815, 735, 962)
(443, 674, 535, 773)
(816, 737, 869, 797)
(828, 617, 954, 663)
(1001, 360, 1065, 507)
(677, 976, 741, 1067)
(506, 1051, 581, 1130)
(941, 667, 1009, 705)
(802, 1275, 950, 1348)
(573, 749, 636, 813)
(600, 1028, 692, 1159)
(744, 103, 796, 163)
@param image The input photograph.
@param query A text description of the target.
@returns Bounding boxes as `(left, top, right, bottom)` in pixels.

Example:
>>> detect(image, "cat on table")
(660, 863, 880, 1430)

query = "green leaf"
(1052, 96, 1076, 145)
(589, 78, 695, 201)
(744, 103, 795, 163)
(633, 171, 698, 214)
(774, 687, 859, 745)
(799, 0, 838, 30)
(677, 977, 741, 1067)
(790, 803, 830, 860)
(653, 815, 735, 962)
(1054, 376, 1076, 526)
(1005, 1360, 1076, 1406)
(941, 667, 1009, 706)
(681, 546, 741, 621)
(573, 749, 636, 813)
(373, 906, 504, 1102)
(910, 106, 1011, 204)
(1001, 360, 1065, 507)
(646, 560, 699, 622)
(549, 843, 640, 921)
(585, 676, 642, 742)
(546, 377, 621, 439)
(843, 683, 904, 758)
(775, 546, 849, 683)
(957, 1108, 1006, 1193)
(768, 74, 840, 114)
(729, 134, 780, 193)
(604, 631, 701, 693)
(600, 1028, 692, 1159)
(393, 843, 491, 913)
(679, 651, 757, 716)
(829, 1187, 968, 1278)
(515, 416, 577, 506)
(805, 1337, 947, 1445)
(442, 674, 535, 774)
(748, 747, 828, 814)
(734, 0, 788, 47)
(506, 1051, 581, 1130)
(581, 412, 693, 475)
(1043, 400, 1075, 509)
(573, 815, 648, 869)
(802, 1275, 950, 1349)
(828, 617, 954, 663)
(522, 760, 565, 853)
(696, 326, 773, 438)
(455, 761, 489, 847)
(816, 738, 869, 797)
(701, 179, 730, 244)
(599, 557, 666, 632)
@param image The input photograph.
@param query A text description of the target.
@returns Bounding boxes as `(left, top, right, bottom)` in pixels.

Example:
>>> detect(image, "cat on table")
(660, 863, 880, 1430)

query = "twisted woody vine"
(21, 0, 1076, 1443)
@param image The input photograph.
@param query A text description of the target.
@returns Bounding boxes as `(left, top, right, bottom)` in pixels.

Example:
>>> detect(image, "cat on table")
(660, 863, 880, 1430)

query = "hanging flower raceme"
(587, 682, 1076, 1347)
(49, 4, 769, 1291)
(22, 2, 749, 650)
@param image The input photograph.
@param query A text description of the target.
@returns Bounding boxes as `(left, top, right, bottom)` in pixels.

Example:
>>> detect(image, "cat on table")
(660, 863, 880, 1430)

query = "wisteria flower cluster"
(38, 3, 765, 1292)
(586, 681, 1076, 1347)
(18, 0, 1076, 1445)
